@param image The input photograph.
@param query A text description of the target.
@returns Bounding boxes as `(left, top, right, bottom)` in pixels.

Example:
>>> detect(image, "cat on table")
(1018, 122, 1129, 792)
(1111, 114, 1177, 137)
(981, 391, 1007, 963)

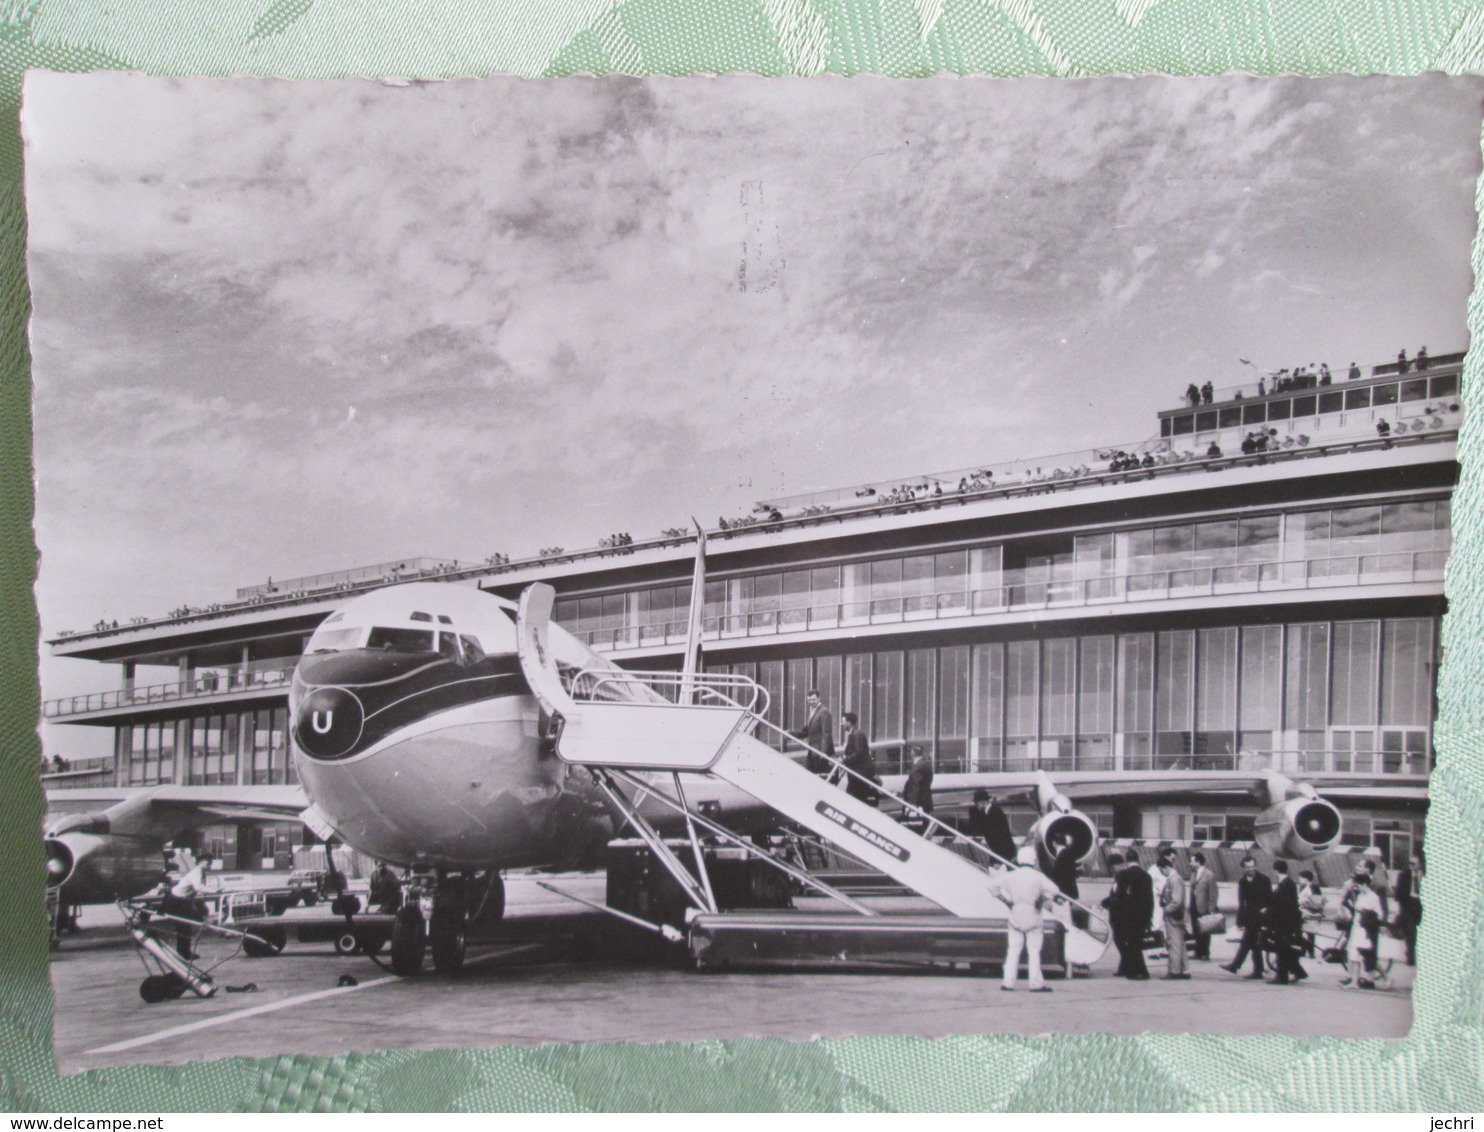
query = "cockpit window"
(435, 632, 460, 663)
(366, 626, 436, 652)
(306, 626, 367, 653)
(459, 635, 486, 664)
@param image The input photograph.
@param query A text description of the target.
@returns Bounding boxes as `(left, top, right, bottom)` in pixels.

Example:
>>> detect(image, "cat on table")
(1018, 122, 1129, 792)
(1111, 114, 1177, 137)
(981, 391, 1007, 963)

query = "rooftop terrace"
(49, 424, 1459, 652)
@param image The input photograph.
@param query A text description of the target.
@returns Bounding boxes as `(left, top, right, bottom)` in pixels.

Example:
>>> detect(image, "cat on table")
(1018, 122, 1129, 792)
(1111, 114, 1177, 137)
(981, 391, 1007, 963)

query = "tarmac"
(49, 872, 1414, 1073)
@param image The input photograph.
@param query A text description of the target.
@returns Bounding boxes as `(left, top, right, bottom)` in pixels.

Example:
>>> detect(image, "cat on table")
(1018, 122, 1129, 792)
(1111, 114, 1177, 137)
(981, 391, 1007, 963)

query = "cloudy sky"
(22, 72, 1483, 744)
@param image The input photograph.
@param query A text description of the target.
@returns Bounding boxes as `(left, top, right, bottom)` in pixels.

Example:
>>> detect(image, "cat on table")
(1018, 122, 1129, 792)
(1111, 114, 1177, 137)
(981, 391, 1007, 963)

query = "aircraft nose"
(292, 685, 366, 760)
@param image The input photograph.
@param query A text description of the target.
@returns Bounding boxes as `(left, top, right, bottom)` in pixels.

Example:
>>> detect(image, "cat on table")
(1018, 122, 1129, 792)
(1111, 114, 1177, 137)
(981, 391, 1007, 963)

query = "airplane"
(286, 577, 1346, 977)
(43, 784, 308, 928)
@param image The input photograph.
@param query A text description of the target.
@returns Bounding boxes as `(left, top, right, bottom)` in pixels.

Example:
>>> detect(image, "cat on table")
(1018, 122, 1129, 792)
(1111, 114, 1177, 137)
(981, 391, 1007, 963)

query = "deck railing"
(564, 548, 1449, 651)
(50, 429, 1458, 649)
(43, 660, 297, 720)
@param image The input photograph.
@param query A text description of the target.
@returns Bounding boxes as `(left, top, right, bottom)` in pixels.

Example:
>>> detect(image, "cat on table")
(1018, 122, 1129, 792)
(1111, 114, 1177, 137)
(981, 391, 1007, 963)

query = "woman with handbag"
(1342, 872, 1391, 990)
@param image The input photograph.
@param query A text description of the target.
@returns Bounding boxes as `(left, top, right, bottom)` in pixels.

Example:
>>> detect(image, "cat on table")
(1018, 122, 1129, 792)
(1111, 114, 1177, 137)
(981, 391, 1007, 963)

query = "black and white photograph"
(23, 71, 1479, 1070)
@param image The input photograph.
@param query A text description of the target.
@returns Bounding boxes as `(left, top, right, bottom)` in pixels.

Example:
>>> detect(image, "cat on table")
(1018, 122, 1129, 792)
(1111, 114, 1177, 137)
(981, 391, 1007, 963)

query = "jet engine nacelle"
(1029, 808, 1099, 866)
(1027, 773, 1099, 866)
(45, 831, 164, 905)
(45, 832, 97, 892)
(1254, 796, 1342, 860)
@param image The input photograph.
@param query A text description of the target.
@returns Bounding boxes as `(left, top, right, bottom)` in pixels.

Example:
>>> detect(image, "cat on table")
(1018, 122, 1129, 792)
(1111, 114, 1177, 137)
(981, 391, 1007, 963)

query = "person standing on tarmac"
(789, 689, 835, 775)
(1267, 860, 1306, 985)
(1157, 853, 1189, 980)
(161, 847, 209, 959)
(1223, 856, 1272, 979)
(989, 846, 1065, 992)
(368, 860, 403, 913)
(1188, 851, 1218, 960)
(1102, 852, 1153, 980)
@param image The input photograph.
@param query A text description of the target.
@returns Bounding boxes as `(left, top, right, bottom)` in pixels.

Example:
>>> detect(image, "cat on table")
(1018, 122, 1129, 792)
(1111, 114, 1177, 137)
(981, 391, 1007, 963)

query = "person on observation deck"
(789, 689, 834, 775)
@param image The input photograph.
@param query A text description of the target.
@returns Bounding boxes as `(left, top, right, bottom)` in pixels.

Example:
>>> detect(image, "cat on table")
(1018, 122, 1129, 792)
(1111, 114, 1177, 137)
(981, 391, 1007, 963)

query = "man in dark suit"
(1101, 852, 1153, 979)
(789, 689, 835, 775)
(1394, 851, 1423, 966)
(900, 750, 934, 827)
(965, 789, 1017, 865)
(1266, 860, 1306, 984)
(1048, 832, 1086, 930)
(837, 712, 879, 805)
(1223, 856, 1272, 979)
(1188, 851, 1218, 960)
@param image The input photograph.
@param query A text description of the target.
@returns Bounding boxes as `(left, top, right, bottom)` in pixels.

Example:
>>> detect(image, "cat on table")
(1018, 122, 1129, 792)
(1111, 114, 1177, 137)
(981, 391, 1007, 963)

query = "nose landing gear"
(388, 870, 505, 976)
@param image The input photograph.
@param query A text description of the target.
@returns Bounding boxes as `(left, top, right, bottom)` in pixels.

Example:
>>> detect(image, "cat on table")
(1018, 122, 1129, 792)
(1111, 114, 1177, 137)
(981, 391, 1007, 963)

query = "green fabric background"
(2, 0, 1483, 1112)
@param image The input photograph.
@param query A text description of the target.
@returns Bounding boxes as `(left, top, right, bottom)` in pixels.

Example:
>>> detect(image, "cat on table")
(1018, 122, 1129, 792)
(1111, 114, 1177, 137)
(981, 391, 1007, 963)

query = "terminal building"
(41, 352, 1459, 872)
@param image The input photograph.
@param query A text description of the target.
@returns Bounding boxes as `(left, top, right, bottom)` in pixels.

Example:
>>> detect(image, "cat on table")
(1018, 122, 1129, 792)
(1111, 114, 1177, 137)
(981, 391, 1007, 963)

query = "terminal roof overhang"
(47, 438, 1458, 667)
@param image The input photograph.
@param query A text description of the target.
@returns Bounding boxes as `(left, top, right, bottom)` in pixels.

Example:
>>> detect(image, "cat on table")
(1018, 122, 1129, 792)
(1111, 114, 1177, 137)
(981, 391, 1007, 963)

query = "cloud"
(22, 71, 1483, 642)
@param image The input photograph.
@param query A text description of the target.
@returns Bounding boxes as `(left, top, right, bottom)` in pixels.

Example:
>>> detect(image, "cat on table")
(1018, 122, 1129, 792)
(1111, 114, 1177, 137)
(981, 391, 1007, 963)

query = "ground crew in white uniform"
(989, 845, 1066, 992)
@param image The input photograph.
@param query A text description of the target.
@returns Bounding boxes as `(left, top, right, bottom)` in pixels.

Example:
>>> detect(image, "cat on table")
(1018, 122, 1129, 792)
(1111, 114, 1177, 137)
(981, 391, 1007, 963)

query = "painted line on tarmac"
(85, 975, 401, 1056)
(84, 942, 548, 1056)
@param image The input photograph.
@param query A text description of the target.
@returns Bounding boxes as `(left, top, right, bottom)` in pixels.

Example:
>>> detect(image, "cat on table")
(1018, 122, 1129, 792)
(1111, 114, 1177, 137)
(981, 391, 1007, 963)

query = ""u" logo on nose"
(312, 710, 334, 734)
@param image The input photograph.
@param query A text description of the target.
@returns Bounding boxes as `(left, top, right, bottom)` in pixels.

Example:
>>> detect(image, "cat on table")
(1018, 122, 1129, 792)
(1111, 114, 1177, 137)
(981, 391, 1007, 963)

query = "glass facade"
(121, 706, 292, 786)
(705, 616, 1436, 776)
(555, 498, 1450, 648)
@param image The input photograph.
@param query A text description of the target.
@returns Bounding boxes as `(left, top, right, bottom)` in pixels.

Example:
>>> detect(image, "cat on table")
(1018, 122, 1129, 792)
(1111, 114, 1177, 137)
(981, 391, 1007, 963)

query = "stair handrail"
(744, 710, 1112, 938)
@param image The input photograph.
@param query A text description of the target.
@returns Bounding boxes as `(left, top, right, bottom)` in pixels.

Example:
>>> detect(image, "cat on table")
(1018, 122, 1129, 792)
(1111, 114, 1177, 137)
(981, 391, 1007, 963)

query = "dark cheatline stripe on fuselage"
(292, 650, 528, 762)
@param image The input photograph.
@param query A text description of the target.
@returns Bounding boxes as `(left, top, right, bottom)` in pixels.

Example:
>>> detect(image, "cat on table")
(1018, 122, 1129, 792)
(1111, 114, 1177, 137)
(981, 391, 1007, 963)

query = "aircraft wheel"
(389, 905, 426, 976)
(243, 927, 286, 958)
(334, 930, 362, 956)
(430, 906, 466, 974)
(361, 931, 388, 957)
(301, 891, 318, 907)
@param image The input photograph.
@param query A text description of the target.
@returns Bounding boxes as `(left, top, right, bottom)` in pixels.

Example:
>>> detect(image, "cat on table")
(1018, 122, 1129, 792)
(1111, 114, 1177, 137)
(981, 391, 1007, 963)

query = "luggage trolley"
(119, 899, 267, 1003)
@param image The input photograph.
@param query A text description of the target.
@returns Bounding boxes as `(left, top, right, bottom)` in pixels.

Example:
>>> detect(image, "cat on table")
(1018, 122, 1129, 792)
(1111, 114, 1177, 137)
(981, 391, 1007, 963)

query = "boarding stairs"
(516, 586, 1108, 963)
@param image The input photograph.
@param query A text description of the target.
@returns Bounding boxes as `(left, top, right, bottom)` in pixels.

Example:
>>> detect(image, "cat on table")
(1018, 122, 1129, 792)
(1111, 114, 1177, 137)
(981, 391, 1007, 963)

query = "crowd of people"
(1098, 846, 1419, 988)
(597, 532, 635, 552)
(785, 689, 1420, 993)
(1179, 345, 1438, 410)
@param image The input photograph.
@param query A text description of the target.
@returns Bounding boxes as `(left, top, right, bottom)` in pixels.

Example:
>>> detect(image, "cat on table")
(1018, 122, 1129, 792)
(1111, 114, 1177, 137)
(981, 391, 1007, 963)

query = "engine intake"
(44, 837, 75, 890)
(1031, 809, 1099, 865)
(1255, 796, 1342, 859)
